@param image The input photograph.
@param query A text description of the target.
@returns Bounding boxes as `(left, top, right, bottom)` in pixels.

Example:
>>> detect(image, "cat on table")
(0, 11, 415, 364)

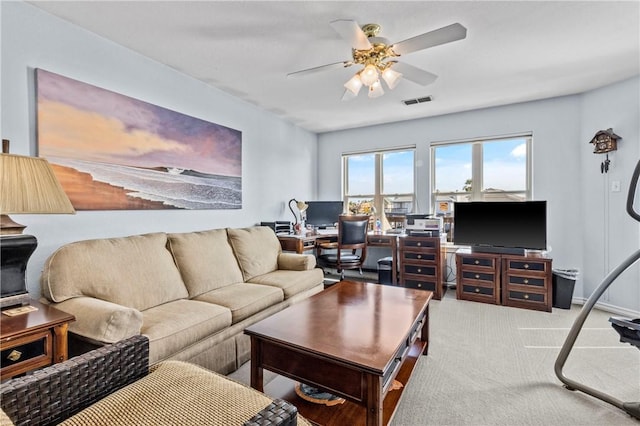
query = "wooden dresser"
(399, 236, 445, 299)
(456, 249, 553, 312)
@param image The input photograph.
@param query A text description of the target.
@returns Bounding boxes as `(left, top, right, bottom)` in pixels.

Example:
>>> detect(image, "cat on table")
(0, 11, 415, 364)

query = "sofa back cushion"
(167, 229, 244, 297)
(226, 227, 281, 281)
(41, 233, 189, 311)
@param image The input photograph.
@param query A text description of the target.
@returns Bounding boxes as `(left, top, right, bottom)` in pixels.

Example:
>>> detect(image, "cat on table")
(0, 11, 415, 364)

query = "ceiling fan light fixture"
(368, 80, 384, 98)
(344, 73, 363, 95)
(382, 67, 403, 90)
(360, 64, 379, 87)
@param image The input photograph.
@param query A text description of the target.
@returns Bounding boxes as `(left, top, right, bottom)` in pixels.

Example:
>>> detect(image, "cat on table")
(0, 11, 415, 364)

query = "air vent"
(403, 96, 432, 106)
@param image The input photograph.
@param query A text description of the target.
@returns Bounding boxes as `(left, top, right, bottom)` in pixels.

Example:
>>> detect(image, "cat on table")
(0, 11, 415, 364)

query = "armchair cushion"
(59, 361, 307, 426)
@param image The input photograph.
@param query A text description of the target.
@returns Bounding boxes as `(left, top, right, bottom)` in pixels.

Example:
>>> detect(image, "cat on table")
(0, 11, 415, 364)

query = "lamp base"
(0, 234, 37, 308)
(0, 214, 27, 235)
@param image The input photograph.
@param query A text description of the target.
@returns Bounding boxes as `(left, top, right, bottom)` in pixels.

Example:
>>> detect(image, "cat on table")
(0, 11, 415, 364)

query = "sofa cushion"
(58, 361, 314, 426)
(227, 227, 281, 281)
(168, 229, 244, 297)
(41, 233, 188, 312)
(142, 299, 232, 364)
(278, 252, 316, 270)
(248, 268, 325, 299)
(194, 283, 283, 324)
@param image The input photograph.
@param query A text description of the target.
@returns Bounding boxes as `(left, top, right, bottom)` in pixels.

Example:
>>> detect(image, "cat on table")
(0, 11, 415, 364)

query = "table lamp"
(0, 140, 75, 307)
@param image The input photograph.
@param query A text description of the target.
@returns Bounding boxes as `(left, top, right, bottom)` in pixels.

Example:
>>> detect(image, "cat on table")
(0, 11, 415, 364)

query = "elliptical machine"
(555, 159, 640, 419)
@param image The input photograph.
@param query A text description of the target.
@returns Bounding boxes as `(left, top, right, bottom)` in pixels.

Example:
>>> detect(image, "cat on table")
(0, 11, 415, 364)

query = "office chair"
(317, 214, 369, 280)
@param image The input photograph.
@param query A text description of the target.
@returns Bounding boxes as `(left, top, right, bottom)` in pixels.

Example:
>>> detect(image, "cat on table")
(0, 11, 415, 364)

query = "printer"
(404, 214, 443, 237)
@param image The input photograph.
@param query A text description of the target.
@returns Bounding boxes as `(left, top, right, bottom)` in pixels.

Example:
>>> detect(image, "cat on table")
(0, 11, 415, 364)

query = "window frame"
(430, 134, 533, 205)
(342, 146, 417, 218)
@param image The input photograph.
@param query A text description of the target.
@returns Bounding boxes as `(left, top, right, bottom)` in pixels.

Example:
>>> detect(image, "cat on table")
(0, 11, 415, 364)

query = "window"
(431, 135, 531, 209)
(343, 148, 415, 225)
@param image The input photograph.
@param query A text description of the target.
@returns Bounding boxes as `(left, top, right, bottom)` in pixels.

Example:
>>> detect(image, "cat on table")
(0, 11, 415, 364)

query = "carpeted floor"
(230, 281, 639, 425)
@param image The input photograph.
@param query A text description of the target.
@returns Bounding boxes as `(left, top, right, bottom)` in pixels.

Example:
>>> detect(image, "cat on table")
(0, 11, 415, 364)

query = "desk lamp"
(288, 198, 308, 226)
(0, 140, 75, 307)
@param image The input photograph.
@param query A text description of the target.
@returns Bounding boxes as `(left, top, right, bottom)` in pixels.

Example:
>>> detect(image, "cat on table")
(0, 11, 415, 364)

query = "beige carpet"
(230, 288, 639, 425)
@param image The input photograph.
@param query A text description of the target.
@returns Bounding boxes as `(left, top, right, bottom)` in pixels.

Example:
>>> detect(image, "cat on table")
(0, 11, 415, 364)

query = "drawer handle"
(524, 264, 530, 269)
(524, 294, 529, 299)
(417, 254, 422, 259)
(417, 283, 422, 288)
(475, 274, 480, 279)
(7, 349, 22, 362)
(417, 268, 422, 273)
(474, 260, 480, 265)
(524, 279, 529, 284)
(475, 288, 480, 293)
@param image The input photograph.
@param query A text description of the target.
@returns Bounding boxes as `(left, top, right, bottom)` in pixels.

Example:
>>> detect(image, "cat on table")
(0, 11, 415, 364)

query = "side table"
(0, 299, 75, 380)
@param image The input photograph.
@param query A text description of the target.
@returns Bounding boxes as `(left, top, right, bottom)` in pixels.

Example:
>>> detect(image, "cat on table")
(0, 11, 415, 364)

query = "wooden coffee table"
(245, 280, 432, 426)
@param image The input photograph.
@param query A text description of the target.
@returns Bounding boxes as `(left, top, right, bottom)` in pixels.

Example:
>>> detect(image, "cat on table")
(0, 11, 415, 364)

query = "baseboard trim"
(572, 297, 640, 318)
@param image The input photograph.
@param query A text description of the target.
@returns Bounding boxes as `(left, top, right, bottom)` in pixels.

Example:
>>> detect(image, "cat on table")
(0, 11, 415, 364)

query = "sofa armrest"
(0, 335, 149, 426)
(277, 253, 316, 271)
(47, 296, 143, 344)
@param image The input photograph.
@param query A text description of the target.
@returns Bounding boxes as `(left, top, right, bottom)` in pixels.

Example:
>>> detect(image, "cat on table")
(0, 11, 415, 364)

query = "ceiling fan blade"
(392, 23, 467, 56)
(392, 62, 438, 86)
(330, 19, 372, 50)
(287, 61, 352, 78)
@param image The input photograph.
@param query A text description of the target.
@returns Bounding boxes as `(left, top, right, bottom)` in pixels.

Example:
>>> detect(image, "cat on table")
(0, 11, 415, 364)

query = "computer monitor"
(305, 201, 344, 228)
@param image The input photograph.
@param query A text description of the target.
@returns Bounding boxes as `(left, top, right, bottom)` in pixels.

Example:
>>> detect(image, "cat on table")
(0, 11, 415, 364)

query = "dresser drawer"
(402, 251, 437, 262)
(506, 275, 546, 288)
(507, 290, 546, 303)
(401, 238, 438, 250)
(460, 256, 496, 268)
(461, 270, 496, 283)
(461, 284, 495, 297)
(403, 265, 436, 276)
(504, 259, 548, 273)
(403, 279, 437, 292)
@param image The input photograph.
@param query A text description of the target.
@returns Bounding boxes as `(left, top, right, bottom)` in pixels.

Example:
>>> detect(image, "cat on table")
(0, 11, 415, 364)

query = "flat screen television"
(453, 201, 547, 255)
(305, 201, 344, 228)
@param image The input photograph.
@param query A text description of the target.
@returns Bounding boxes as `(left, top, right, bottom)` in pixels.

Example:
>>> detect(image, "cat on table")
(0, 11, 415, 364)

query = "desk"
(277, 232, 399, 284)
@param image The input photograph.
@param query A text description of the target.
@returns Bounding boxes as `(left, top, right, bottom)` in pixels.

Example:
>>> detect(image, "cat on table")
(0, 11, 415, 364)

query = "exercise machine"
(555, 158, 640, 420)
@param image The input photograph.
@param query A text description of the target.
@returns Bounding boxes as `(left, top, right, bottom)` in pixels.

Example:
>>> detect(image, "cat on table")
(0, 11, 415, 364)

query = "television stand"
(456, 248, 553, 312)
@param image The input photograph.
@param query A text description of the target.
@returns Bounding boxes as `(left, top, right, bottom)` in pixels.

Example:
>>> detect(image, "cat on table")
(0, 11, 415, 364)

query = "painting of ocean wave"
(36, 69, 242, 210)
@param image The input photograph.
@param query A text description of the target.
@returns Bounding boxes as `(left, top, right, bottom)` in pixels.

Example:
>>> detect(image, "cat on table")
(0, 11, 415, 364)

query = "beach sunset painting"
(36, 69, 242, 210)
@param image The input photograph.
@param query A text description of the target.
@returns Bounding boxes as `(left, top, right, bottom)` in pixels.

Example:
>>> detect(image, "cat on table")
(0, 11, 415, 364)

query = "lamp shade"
(368, 81, 385, 98)
(0, 153, 74, 234)
(360, 64, 379, 87)
(382, 67, 403, 90)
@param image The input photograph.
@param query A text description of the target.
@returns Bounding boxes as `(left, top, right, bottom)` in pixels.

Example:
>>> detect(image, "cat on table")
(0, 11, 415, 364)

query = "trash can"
(378, 257, 393, 285)
(552, 269, 579, 309)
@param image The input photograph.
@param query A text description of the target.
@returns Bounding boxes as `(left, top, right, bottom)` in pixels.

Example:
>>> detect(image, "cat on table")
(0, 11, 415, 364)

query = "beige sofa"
(40, 226, 324, 374)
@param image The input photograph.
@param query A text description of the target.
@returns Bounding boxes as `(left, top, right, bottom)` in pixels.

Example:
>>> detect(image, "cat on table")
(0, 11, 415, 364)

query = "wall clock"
(589, 128, 620, 154)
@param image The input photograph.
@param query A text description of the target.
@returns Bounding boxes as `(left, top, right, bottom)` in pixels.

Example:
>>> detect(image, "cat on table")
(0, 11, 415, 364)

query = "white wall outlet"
(611, 180, 621, 192)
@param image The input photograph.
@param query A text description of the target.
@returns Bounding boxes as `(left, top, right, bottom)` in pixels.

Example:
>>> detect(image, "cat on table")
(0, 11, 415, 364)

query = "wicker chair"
(0, 335, 299, 426)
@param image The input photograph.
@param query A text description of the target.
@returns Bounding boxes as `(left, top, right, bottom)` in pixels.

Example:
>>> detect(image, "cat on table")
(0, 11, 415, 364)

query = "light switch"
(611, 180, 621, 192)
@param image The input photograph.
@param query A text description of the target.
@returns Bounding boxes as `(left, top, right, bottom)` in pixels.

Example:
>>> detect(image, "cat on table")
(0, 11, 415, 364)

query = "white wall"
(579, 77, 640, 313)
(319, 78, 640, 314)
(1, 2, 318, 296)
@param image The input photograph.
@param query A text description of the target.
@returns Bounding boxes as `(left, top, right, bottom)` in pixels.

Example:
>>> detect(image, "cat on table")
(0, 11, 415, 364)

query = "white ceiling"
(28, 1, 640, 134)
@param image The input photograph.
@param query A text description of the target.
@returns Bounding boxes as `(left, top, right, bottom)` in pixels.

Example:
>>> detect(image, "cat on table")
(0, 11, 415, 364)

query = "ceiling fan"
(287, 20, 467, 100)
